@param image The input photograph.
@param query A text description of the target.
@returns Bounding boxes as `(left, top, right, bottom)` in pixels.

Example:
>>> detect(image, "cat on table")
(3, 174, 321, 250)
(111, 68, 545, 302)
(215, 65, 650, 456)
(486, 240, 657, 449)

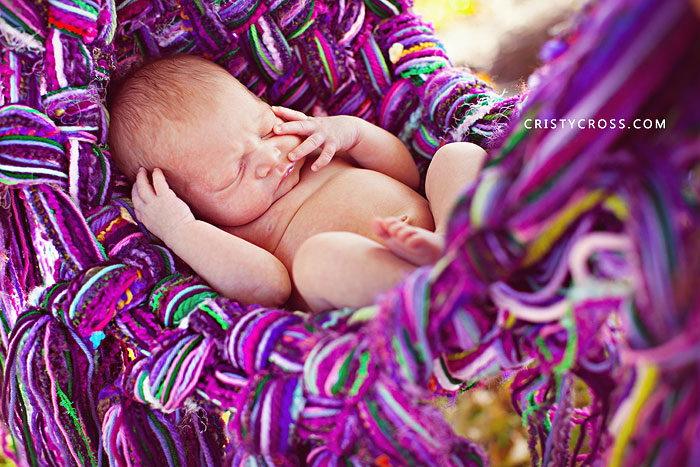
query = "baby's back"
(222, 158, 434, 272)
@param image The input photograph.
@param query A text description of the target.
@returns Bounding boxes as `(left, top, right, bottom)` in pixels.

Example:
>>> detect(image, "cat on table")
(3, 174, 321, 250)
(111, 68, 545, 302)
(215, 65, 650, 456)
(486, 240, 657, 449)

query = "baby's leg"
(426, 142, 487, 233)
(292, 232, 418, 313)
(371, 142, 487, 266)
(371, 216, 445, 266)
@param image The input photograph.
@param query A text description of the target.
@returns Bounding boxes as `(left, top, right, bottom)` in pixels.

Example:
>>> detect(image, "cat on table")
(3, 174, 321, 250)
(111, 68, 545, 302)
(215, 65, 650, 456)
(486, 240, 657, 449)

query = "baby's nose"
(254, 145, 283, 178)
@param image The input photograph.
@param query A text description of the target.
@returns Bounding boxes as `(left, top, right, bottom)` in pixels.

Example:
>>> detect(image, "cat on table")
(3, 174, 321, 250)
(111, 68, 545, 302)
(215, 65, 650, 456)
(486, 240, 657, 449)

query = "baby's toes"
(371, 217, 390, 238)
(405, 234, 426, 249)
(397, 226, 417, 243)
(381, 217, 399, 230)
(386, 218, 408, 236)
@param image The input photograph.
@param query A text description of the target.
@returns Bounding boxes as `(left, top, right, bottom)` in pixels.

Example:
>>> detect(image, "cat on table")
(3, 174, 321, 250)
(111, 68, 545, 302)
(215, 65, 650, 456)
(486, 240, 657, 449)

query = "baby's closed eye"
(233, 160, 245, 180)
(213, 162, 244, 192)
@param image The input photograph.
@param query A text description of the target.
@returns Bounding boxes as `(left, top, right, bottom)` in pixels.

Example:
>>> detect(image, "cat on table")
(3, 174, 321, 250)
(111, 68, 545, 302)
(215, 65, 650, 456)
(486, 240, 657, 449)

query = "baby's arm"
(344, 117, 420, 190)
(272, 107, 419, 190)
(132, 168, 291, 307)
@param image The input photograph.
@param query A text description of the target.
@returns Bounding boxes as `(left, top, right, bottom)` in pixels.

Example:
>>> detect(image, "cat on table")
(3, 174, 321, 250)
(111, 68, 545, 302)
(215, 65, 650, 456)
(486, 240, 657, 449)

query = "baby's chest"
(274, 169, 434, 267)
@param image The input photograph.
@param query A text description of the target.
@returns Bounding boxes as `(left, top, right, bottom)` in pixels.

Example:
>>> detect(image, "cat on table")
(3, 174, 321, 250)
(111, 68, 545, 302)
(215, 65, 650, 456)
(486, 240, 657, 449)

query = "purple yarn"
(1, 0, 699, 465)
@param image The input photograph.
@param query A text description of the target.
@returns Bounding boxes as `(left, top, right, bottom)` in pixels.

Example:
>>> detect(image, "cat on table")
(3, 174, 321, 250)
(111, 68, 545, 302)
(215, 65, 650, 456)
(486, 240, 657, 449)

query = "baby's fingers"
(151, 168, 171, 196)
(131, 182, 144, 208)
(135, 168, 155, 201)
(311, 143, 336, 171)
(271, 105, 308, 122)
(274, 119, 317, 137)
(288, 134, 324, 161)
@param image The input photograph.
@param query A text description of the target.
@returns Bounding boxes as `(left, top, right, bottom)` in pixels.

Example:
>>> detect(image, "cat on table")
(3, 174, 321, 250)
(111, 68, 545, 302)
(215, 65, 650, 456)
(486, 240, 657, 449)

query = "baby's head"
(108, 54, 303, 226)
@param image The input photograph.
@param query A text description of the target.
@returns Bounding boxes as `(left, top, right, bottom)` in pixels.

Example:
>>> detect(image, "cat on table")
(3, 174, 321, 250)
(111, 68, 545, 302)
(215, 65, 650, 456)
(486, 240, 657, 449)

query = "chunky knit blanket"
(1, 0, 699, 465)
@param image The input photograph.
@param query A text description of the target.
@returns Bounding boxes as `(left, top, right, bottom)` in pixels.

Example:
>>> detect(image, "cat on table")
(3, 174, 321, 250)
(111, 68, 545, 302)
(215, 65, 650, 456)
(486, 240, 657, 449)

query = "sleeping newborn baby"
(108, 54, 486, 312)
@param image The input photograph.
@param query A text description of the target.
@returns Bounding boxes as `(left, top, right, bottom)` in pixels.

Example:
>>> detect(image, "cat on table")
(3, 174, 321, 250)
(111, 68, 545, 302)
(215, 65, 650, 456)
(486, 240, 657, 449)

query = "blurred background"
(412, 1, 584, 465)
(414, 0, 581, 93)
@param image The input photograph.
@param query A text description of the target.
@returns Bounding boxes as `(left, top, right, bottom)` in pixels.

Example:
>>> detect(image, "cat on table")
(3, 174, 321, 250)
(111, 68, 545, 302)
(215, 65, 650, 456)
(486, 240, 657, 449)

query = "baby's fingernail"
(274, 125, 282, 132)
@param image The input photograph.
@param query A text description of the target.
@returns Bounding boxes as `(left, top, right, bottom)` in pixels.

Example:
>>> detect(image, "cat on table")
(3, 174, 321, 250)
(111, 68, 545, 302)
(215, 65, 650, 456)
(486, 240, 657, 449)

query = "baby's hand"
(271, 106, 359, 171)
(132, 168, 195, 242)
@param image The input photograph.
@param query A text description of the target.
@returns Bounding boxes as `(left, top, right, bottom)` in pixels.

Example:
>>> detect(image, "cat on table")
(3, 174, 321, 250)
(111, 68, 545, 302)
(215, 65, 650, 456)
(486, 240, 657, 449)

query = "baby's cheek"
(218, 190, 266, 225)
(189, 192, 227, 223)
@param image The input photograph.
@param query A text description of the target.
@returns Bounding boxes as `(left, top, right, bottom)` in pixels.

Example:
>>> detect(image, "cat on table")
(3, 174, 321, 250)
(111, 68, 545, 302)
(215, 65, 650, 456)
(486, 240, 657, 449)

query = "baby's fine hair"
(107, 54, 236, 180)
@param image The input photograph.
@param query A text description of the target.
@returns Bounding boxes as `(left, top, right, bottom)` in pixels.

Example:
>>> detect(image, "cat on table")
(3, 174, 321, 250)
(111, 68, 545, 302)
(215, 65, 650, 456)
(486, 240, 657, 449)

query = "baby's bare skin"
(221, 155, 435, 309)
(223, 156, 434, 274)
(111, 55, 484, 312)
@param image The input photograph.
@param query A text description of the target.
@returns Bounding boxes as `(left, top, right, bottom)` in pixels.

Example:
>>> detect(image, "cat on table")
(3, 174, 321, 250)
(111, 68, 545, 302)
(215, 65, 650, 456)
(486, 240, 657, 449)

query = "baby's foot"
(371, 217, 445, 266)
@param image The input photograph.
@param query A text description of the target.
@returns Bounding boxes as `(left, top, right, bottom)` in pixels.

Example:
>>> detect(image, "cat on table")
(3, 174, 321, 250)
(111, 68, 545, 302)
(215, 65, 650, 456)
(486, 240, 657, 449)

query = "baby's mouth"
(277, 161, 296, 188)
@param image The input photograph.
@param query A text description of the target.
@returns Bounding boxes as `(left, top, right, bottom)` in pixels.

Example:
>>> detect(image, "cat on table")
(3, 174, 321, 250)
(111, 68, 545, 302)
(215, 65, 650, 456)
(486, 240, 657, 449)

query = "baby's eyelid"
(229, 159, 244, 184)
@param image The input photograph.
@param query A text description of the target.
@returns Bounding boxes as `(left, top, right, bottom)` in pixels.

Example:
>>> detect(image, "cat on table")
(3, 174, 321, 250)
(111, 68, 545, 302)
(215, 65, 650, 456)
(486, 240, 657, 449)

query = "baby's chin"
(196, 203, 267, 227)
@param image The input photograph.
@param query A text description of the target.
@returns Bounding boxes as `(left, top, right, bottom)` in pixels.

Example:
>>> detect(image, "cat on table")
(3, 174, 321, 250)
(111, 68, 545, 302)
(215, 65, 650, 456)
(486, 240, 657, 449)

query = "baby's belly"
(273, 167, 434, 270)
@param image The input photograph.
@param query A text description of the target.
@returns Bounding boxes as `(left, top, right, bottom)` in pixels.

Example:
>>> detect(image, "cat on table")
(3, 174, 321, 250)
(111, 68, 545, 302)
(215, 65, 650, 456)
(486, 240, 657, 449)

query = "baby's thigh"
(292, 232, 417, 312)
(427, 142, 486, 187)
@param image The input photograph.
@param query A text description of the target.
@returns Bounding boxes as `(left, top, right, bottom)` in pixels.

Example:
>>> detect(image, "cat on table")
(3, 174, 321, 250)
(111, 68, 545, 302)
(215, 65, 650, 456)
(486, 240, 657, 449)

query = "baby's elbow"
(219, 279, 290, 308)
(245, 262, 291, 308)
(258, 270, 292, 307)
(399, 157, 420, 190)
(216, 259, 291, 307)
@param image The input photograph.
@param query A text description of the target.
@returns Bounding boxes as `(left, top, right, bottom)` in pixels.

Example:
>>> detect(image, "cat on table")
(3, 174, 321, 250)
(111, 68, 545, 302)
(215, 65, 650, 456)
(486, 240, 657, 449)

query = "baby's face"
(165, 77, 304, 226)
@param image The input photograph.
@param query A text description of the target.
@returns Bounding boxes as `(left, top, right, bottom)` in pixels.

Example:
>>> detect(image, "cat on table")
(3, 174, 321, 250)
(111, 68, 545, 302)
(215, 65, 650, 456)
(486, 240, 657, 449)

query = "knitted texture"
(1, 0, 699, 465)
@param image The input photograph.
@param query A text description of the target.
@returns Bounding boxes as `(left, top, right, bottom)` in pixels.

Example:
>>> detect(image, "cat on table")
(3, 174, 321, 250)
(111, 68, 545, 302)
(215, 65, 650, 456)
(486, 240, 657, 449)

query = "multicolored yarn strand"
(1, 0, 699, 465)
